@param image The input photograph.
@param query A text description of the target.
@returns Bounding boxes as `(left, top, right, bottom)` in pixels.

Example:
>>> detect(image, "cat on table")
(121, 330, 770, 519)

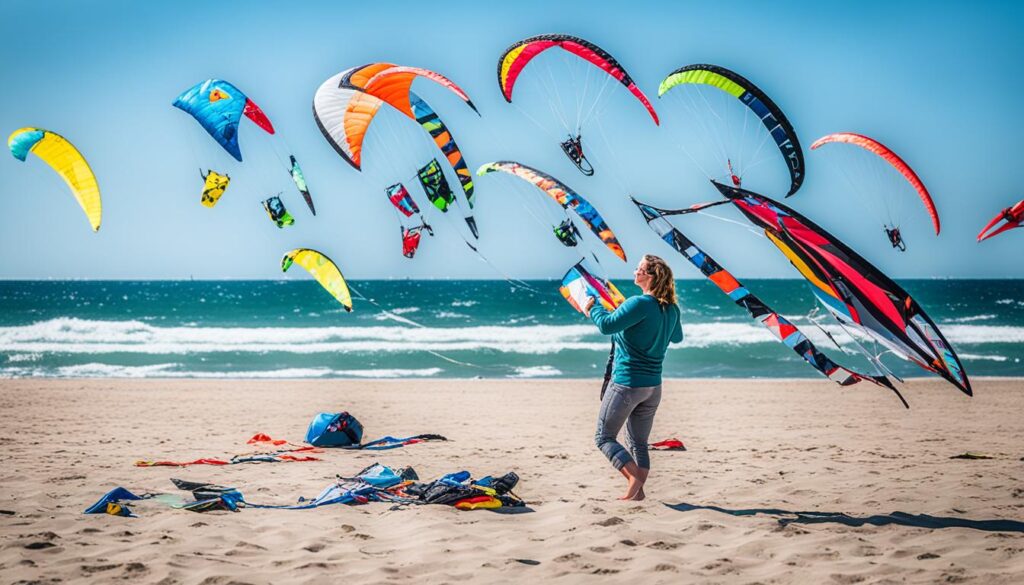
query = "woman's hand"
(584, 296, 596, 313)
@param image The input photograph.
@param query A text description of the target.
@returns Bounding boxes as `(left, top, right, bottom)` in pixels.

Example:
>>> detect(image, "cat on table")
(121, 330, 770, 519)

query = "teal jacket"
(589, 294, 683, 387)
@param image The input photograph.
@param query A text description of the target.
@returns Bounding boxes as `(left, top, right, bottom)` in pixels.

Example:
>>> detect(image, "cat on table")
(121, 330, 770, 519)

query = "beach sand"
(1, 378, 1022, 584)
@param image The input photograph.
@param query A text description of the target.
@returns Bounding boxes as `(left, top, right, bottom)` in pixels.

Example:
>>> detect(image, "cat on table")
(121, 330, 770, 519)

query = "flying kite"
(263, 196, 294, 228)
(632, 197, 906, 406)
(659, 64, 804, 196)
(977, 199, 1024, 242)
(313, 63, 478, 233)
(811, 132, 938, 251)
(709, 180, 969, 396)
(199, 170, 230, 208)
(312, 65, 476, 180)
(8, 127, 101, 231)
(288, 156, 315, 215)
(175, 79, 316, 215)
(476, 161, 626, 261)
(385, 182, 433, 258)
(173, 79, 275, 162)
(497, 34, 659, 176)
(281, 248, 352, 312)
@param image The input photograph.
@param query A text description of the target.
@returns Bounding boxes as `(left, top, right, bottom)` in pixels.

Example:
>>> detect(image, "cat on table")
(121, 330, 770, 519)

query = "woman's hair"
(642, 254, 677, 306)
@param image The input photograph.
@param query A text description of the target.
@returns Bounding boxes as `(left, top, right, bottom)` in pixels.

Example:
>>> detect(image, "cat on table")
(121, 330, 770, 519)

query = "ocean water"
(0, 280, 1021, 380)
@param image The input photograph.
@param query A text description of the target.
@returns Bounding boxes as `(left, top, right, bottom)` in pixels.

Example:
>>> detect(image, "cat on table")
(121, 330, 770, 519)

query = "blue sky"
(1, 0, 1022, 280)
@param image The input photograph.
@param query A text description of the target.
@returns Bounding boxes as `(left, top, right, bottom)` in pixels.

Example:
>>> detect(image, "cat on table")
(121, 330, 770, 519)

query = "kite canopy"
(387, 183, 420, 217)
(632, 197, 903, 404)
(977, 199, 1024, 242)
(281, 248, 353, 312)
(477, 161, 626, 261)
(313, 63, 476, 183)
(359, 64, 477, 116)
(173, 79, 275, 162)
(659, 64, 804, 196)
(200, 170, 230, 208)
(418, 159, 455, 212)
(84, 487, 144, 517)
(498, 34, 659, 125)
(713, 180, 970, 396)
(811, 133, 939, 234)
(8, 127, 102, 231)
(313, 68, 383, 168)
(288, 156, 315, 215)
(560, 259, 625, 315)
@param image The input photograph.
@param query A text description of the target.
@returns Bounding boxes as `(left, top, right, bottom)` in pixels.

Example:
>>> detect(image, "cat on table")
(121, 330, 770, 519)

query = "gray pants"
(595, 382, 662, 470)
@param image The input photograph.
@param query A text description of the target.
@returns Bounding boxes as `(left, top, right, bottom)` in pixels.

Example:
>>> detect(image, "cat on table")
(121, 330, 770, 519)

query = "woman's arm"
(670, 306, 683, 343)
(589, 297, 645, 335)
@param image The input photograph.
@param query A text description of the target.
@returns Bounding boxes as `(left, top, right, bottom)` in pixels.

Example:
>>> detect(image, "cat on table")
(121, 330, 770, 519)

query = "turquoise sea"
(0, 279, 1021, 380)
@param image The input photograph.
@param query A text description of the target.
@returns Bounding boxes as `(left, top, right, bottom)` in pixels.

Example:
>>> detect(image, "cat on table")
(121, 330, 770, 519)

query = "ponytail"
(643, 254, 677, 307)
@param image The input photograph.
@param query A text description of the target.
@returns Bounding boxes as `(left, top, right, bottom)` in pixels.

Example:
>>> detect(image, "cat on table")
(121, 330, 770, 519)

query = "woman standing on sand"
(584, 255, 683, 501)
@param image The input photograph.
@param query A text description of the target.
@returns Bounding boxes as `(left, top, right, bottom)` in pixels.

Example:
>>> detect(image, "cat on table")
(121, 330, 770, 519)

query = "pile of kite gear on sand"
(89, 410, 525, 517)
(85, 463, 525, 517)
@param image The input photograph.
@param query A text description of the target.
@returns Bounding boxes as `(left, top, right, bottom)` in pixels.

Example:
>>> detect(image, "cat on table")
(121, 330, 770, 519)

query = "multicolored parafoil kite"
(497, 34, 658, 175)
(8, 127, 102, 231)
(417, 159, 453, 211)
(811, 133, 939, 238)
(385, 182, 433, 259)
(173, 79, 275, 162)
(659, 64, 804, 196)
(281, 248, 352, 312)
(977, 199, 1024, 242)
(631, 196, 904, 406)
(476, 161, 626, 261)
(388, 182, 420, 217)
(498, 34, 658, 124)
(712, 180, 970, 397)
(174, 79, 315, 215)
(313, 64, 476, 175)
(560, 259, 625, 315)
(313, 63, 478, 237)
(288, 156, 315, 215)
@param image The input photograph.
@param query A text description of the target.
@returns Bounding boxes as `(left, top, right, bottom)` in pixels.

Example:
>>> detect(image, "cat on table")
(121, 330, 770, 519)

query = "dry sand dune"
(1, 378, 1022, 584)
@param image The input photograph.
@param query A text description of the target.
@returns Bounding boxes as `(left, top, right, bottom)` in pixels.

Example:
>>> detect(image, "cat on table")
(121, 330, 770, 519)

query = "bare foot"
(620, 475, 644, 500)
(623, 467, 649, 500)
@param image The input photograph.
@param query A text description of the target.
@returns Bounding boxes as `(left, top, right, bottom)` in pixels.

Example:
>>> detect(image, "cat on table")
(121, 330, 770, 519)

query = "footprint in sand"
(512, 558, 540, 565)
(303, 542, 327, 553)
(654, 563, 678, 572)
(80, 563, 122, 574)
(24, 541, 57, 550)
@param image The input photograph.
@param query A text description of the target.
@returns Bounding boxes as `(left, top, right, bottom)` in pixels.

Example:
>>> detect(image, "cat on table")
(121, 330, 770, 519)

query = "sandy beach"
(0, 377, 1021, 583)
